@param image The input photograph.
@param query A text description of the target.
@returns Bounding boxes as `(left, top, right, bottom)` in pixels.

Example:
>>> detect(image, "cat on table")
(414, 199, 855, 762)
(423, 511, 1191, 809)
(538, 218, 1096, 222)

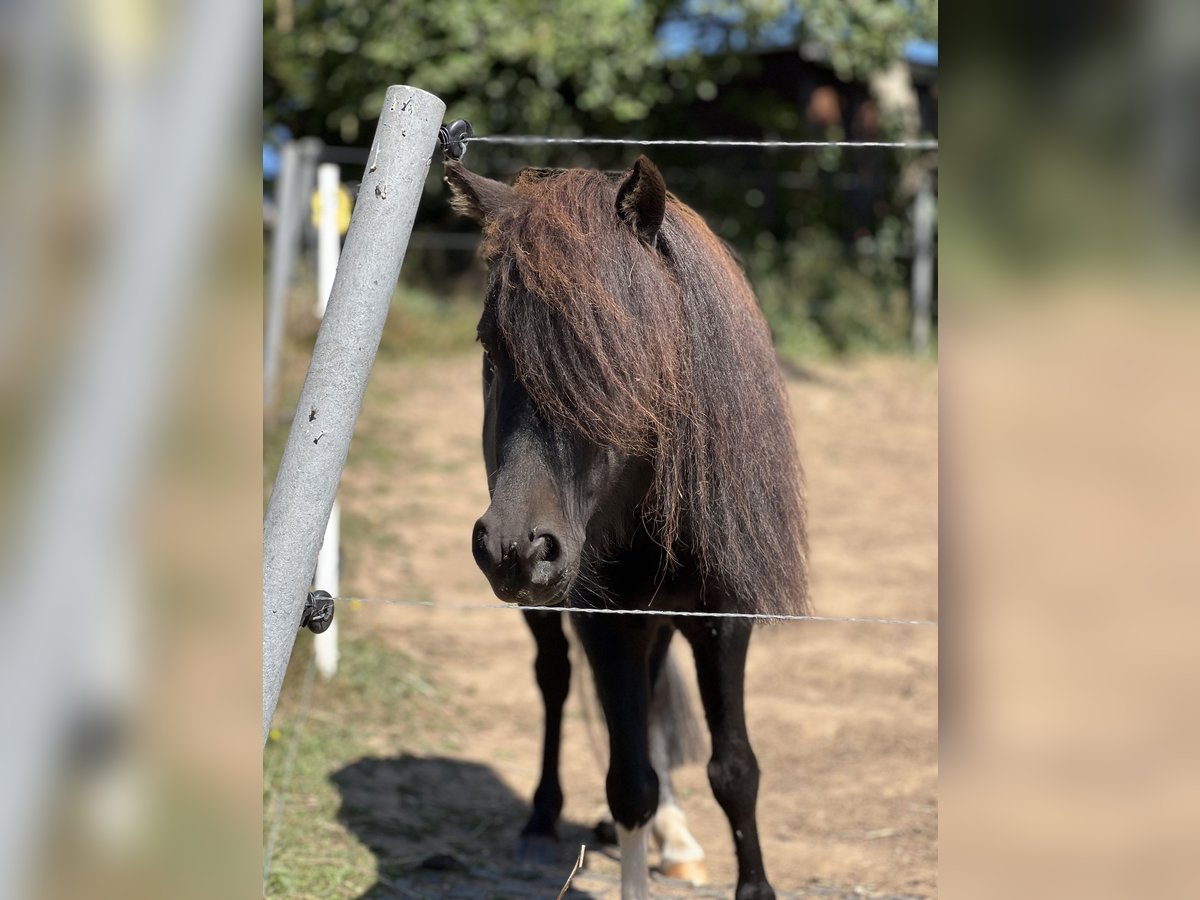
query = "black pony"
(446, 155, 808, 900)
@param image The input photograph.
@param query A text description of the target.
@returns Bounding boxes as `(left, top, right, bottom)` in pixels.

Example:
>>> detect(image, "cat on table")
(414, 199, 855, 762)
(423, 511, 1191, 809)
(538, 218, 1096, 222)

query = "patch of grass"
(748, 226, 927, 361)
(263, 624, 452, 898)
(337, 505, 432, 601)
(359, 439, 398, 469)
(378, 283, 482, 360)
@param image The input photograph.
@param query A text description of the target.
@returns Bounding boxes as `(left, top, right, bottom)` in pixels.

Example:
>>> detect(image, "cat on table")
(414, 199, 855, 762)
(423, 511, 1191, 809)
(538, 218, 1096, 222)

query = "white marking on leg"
(617, 823, 650, 900)
(653, 800, 705, 864)
(652, 792, 708, 885)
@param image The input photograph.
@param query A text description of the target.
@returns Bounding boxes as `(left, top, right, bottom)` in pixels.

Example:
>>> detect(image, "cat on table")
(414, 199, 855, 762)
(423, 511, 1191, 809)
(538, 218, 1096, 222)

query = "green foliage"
(801, 0, 938, 82)
(378, 284, 483, 360)
(750, 222, 911, 357)
(265, 0, 672, 143)
(263, 631, 442, 898)
(265, 1, 936, 141)
(265, 2, 937, 356)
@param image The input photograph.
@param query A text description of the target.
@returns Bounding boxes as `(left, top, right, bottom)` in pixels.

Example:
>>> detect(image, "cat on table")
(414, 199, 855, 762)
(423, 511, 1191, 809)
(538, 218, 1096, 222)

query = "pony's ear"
(615, 155, 667, 245)
(443, 160, 515, 224)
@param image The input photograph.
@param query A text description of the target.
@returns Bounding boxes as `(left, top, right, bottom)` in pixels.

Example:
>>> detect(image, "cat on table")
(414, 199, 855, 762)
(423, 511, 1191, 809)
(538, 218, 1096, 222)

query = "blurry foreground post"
(911, 171, 936, 355)
(312, 161, 344, 679)
(262, 86, 445, 742)
(0, 0, 254, 893)
(263, 141, 302, 414)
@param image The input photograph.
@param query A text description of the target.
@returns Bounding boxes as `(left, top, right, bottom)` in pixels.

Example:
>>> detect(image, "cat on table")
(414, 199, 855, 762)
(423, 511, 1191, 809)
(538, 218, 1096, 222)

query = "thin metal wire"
(334, 596, 937, 627)
(465, 135, 938, 150)
(263, 652, 318, 891)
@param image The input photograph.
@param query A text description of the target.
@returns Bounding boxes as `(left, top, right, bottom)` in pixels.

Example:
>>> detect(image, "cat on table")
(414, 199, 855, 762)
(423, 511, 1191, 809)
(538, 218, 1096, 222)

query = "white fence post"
(315, 162, 341, 318)
(263, 86, 445, 743)
(313, 500, 341, 679)
(312, 161, 343, 679)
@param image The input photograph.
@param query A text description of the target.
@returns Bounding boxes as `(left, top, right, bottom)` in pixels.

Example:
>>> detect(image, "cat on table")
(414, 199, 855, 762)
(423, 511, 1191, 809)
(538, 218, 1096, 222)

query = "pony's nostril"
(525, 529, 567, 588)
(528, 531, 561, 564)
(472, 520, 494, 571)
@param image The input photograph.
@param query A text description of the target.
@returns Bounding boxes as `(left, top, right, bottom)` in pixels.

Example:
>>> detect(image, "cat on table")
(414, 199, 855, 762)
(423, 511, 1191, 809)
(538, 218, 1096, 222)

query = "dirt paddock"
(265, 348, 937, 899)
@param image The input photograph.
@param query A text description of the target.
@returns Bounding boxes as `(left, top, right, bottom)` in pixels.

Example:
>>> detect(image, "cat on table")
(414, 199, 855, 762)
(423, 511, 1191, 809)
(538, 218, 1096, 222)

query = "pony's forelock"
(480, 167, 809, 616)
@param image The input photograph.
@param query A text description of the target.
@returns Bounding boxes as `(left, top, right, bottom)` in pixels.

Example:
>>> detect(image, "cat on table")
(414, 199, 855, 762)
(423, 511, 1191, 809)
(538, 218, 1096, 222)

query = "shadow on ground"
(331, 754, 931, 900)
(331, 754, 601, 899)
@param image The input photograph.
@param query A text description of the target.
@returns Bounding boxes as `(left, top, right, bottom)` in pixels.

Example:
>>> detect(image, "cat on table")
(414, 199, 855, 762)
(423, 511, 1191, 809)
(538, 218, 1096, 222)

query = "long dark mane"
(472, 164, 808, 617)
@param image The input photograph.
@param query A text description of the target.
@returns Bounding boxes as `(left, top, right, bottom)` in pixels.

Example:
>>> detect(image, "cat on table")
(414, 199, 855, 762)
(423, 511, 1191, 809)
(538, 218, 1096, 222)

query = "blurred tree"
(265, 2, 937, 143)
(800, 0, 937, 140)
(264, 0, 677, 145)
(799, 0, 936, 84)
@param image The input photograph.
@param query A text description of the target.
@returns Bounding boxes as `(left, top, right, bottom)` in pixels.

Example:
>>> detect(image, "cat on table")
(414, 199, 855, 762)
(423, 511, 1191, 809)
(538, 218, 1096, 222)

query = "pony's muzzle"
(472, 515, 570, 603)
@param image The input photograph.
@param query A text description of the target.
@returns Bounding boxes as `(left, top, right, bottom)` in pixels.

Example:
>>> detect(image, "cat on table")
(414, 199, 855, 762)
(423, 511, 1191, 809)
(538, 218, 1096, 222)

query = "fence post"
(910, 171, 936, 355)
(315, 162, 341, 317)
(264, 141, 303, 414)
(313, 500, 341, 678)
(296, 138, 324, 268)
(312, 161, 343, 679)
(263, 86, 445, 742)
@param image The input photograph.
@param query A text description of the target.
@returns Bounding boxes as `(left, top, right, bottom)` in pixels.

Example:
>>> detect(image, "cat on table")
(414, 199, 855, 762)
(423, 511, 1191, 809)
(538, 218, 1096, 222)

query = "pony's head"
(447, 157, 670, 605)
(469, 318, 652, 605)
(446, 156, 808, 614)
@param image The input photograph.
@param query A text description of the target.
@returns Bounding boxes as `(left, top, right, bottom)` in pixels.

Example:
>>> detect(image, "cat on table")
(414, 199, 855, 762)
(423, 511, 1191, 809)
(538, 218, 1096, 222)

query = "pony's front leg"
(576, 613, 661, 900)
(680, 616, 775, 900)
(517, 609, 571, 863)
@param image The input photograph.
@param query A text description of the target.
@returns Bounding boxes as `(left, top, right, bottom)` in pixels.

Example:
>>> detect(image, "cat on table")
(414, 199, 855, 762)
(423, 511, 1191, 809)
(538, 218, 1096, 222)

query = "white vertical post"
(263, 85, 445, 743)
(313, 501, 340, 678)
(315, 162, 341, 317)
(617, 824, 651, 900)
(911, 171, 936, 355)
(312, 162, 343, 678)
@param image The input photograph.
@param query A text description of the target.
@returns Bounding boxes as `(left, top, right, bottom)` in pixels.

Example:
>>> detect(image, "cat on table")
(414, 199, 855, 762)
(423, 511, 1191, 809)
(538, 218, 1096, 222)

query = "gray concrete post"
(263, 141, 303, 414)
(910, 172, 936, 355)
(262, 86, 445, 742)
(295, 137, 324, 268)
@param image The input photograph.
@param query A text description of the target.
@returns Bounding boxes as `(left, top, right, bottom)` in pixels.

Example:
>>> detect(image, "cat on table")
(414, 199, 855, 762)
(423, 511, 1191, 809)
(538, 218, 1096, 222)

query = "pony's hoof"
(515, 832, 560, 865)
(658, 859, 709, 885)
(734, 884, 776, 900)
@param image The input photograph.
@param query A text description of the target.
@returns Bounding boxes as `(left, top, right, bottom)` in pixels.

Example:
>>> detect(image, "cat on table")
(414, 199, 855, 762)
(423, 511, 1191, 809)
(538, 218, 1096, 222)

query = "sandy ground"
(316, 350, 937, 898)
